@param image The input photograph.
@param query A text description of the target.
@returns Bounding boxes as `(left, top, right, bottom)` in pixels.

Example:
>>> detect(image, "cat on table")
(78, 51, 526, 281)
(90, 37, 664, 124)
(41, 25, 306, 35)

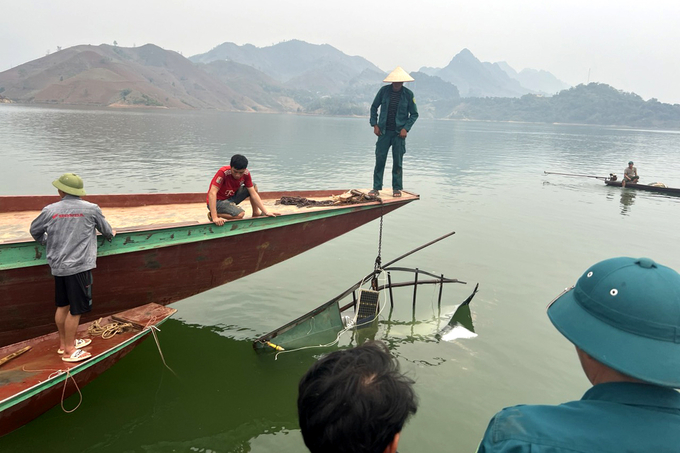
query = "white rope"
(60, 368, 83, 413)
(144, 325, 177, 378)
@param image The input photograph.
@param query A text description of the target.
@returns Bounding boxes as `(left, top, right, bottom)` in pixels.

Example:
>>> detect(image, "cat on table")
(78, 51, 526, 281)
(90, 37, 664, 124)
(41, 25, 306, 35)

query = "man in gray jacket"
(30, 173, 115, 363)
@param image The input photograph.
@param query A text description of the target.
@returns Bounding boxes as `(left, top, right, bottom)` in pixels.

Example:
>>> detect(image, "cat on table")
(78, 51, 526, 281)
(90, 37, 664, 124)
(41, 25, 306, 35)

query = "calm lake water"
(2, 104, 680, 452)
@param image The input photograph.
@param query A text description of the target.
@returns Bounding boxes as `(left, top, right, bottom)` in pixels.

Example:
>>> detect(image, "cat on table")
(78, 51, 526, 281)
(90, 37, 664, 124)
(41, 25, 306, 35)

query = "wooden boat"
(0, 190, 418, 348)
(604, 180, 680, 196)
(0, 303, 176, 437)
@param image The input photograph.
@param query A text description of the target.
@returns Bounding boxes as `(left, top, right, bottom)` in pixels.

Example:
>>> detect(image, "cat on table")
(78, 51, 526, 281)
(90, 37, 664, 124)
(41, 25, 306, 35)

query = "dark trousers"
(373, 131, 406, 190)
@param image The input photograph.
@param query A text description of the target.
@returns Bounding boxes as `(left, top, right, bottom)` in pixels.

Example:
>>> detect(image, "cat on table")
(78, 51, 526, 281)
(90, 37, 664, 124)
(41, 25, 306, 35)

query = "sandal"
(393, 190, 402, 197)
(57, 338, 92, 355)
(368, 190, 380, 196)
(62, 349, 92, 363)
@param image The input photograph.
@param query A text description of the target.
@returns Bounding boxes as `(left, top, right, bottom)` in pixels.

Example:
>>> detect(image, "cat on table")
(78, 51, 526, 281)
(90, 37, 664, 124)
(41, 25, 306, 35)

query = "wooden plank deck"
(0, 190, 410, 243)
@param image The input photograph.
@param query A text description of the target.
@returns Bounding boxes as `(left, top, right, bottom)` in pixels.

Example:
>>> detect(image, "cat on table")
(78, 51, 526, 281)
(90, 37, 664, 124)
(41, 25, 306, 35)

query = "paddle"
(0, 346, 31, 368)
(544, 171, 609, 180)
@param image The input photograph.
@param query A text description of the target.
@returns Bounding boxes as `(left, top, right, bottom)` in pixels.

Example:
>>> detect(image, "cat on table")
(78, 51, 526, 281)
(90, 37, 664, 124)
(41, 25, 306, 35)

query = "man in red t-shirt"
(206, 154, 278, 226)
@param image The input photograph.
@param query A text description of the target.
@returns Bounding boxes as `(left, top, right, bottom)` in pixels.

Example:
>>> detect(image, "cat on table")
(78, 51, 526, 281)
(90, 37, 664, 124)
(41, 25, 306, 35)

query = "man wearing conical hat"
(369, 66, 418, 198)
(477, 257, 680, 452)
(30, 173, 115, 363)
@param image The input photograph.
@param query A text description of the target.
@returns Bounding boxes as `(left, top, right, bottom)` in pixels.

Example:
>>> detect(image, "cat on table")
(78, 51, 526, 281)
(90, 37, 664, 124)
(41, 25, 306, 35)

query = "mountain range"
(0, 40, 566, 112)
(0, 40, 678, 128)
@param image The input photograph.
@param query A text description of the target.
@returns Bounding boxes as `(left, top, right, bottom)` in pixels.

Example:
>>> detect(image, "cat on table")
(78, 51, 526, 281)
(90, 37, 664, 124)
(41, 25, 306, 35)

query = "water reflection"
(619, 190, 636, 215)
(0, 320, 309, 453)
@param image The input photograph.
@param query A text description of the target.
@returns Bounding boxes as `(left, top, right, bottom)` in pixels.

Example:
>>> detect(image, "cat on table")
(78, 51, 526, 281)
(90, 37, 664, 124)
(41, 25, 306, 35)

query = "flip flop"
(207, 212, 213, 222)
(62, 349, 92, 363)
(57, 338, 92, 354)
(393, 190, 402, 197)
(368, 190, 380, 196)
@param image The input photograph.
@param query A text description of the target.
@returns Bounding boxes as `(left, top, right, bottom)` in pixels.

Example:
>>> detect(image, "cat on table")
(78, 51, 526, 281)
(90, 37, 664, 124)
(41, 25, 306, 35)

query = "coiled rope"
(87, 318, 133, 339)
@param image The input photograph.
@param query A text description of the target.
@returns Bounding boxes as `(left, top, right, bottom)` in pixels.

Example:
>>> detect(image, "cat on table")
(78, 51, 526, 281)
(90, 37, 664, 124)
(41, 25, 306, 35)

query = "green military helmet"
(548, 257, 680, 388)
(52, 173, 86, 196)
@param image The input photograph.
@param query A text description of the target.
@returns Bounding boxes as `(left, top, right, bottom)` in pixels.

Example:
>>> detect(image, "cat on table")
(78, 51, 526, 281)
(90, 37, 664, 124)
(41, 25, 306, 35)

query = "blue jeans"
(373, 131, 406, 191)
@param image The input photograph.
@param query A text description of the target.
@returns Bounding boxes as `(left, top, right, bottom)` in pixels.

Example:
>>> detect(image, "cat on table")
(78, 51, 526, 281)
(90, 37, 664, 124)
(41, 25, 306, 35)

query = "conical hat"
(383, 66, 414, 83)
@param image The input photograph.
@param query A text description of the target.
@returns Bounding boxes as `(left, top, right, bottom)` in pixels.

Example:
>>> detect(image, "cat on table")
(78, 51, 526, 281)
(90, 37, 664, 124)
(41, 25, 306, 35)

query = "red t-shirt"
(206, 166, 254, 203)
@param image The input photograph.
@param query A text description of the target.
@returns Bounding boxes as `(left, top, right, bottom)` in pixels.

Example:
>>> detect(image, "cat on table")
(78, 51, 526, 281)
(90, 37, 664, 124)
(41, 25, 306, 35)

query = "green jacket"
(370, 85, 418, 133)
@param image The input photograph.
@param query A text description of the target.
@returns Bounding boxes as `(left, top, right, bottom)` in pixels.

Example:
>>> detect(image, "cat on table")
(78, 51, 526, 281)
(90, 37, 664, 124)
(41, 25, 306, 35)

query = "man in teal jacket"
(477, 257, 680, 452)
(369, 66, 418, 198)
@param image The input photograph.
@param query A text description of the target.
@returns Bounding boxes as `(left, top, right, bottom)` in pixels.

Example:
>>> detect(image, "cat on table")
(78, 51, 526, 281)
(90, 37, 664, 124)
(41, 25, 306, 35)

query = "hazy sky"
(2, 0, 679, 103)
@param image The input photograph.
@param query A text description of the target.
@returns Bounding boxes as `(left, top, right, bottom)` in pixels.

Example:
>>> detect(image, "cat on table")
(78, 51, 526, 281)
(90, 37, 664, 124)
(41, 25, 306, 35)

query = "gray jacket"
(30, 195, 114, 277)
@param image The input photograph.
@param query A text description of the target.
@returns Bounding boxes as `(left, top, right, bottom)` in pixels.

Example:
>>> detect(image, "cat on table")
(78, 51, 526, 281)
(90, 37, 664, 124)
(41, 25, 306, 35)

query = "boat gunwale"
(0, 190, 387, 213)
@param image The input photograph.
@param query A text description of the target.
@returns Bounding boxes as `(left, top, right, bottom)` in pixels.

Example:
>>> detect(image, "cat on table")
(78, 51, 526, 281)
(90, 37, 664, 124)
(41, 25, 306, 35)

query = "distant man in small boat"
(206, 154, 278, 226)
(298, 340, 418, 453)
(30, 173, 116, 363)
(477, 257, 680, 452)
(369, 67, 419, 198)
(622, 160, 639, 187)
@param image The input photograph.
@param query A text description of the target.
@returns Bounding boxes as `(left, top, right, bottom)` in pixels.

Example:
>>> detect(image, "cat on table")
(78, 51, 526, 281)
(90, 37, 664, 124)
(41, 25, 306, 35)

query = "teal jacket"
(369, 85, 418, 133)
(477, 382, 680, 453)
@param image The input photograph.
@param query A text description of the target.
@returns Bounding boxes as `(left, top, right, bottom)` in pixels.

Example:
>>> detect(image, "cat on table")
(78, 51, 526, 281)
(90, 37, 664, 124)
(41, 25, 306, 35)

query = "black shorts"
(55, 270, 93, 315)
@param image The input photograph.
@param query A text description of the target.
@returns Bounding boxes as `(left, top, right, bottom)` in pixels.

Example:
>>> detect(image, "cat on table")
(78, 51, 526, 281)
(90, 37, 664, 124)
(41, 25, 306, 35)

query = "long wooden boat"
(0, 190, 418, 348)
(604, 180, 680, 195)
(0, 303, 176, 437)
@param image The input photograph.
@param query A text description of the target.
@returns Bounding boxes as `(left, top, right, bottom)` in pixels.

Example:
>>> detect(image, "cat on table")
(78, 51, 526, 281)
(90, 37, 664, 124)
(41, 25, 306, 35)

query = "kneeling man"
(207, 154, 278, 226)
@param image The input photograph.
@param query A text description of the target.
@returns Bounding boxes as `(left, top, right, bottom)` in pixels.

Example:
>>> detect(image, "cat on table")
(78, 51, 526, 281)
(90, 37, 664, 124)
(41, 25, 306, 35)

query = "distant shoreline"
(2, 101, 679, 133)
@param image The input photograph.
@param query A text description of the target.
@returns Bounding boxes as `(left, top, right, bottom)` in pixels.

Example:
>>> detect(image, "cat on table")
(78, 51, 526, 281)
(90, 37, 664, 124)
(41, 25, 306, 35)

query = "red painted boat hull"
(0, 192, 414, 347)
(0, 340, 141, 437)
(0, 304, 176, 437)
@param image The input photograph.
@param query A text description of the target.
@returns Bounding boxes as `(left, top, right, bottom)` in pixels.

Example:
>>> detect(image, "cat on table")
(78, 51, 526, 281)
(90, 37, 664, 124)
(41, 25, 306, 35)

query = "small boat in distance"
(544, 171, 680, 196)
(0, 190, 418, 348)
(604, 180, 680, 196)
(0, 303, 176, 437)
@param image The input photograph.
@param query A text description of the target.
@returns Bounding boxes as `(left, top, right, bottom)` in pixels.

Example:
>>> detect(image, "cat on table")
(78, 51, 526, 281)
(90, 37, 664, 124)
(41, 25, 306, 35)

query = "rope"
(144, 324, 178, 378)
(87, 318, 134, 339)
(21, 366, 83, 414)
(60, 368, 83, 413)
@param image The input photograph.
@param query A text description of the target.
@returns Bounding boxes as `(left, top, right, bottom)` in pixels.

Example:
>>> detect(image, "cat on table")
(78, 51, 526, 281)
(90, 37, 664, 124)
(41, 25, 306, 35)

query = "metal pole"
(438, 273, 444, 309)
(383, 232, 456, 268)
(413, 268, 419, 309)
(387, 272, 394, 309)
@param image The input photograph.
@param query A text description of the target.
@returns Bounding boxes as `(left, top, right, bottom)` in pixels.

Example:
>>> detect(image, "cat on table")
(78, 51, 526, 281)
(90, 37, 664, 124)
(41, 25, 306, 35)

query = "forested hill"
(451, 83, 680, 129)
